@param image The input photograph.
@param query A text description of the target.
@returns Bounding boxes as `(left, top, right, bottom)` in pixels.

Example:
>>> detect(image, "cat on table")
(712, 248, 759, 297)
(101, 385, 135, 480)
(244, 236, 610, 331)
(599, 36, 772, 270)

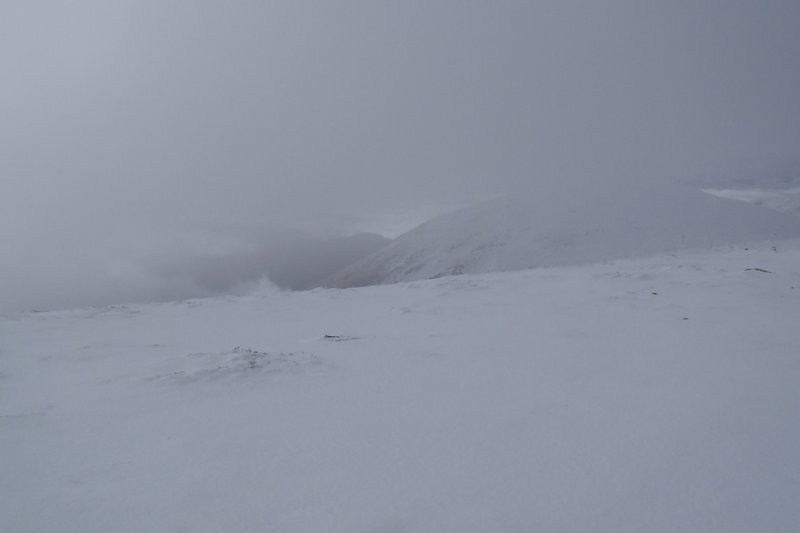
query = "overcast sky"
(2, 1, 799, 311)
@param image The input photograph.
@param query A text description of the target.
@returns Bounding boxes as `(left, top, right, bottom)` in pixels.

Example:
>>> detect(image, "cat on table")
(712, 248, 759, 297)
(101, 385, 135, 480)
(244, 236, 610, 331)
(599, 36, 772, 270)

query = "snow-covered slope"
(703, 187, 800, 216)
(327, 183, 800, 287)
(2, 241, 800, 532)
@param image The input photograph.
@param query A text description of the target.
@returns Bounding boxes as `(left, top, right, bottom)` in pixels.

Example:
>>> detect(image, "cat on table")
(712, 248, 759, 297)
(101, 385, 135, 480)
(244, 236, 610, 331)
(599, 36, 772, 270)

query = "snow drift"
(327, 182, 800, 287)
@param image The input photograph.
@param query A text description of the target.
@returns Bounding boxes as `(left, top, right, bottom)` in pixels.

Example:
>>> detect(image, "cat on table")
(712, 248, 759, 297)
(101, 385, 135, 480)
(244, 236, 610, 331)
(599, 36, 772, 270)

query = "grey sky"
(2, 1, 799, 310)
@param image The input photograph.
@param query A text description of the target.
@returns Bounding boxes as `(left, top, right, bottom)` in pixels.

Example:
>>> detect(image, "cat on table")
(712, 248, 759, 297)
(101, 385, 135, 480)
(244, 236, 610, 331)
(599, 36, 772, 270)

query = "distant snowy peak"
(702, 187, 800, 216)
(327, 183, 800, 288)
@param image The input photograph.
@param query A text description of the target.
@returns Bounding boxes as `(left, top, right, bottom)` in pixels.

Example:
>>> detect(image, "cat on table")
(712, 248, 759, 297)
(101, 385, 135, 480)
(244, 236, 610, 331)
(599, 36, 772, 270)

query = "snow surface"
(327, 183, 800, 288)
(703, 187, 800, 216)
(2, 240, 800, 532)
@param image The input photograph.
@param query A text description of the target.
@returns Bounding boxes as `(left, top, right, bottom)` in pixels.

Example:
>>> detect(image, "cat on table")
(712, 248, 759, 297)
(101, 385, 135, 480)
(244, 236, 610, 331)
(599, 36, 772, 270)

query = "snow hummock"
(2, 241, 800, 532)
(327, 182, 800, 288)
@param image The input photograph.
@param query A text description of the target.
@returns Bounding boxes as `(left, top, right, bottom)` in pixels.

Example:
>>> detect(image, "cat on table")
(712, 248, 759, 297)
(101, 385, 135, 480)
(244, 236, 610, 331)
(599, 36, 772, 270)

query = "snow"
(2, 240, 799, 532)
(703, 187, 800, 216)
(327, 183, 800, 287)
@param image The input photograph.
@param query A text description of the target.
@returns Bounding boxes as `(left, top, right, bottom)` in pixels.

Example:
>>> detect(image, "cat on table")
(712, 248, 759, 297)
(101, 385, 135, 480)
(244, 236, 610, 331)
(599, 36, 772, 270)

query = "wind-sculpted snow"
(328, 183, 800, 287)
(2, 241, 800, 532)
(139, 347, 323, 385)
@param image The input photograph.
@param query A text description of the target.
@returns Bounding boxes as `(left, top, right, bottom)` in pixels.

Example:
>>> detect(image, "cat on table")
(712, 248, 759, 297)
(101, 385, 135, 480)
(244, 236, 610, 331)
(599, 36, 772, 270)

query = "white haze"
(2, 1, 799, 311)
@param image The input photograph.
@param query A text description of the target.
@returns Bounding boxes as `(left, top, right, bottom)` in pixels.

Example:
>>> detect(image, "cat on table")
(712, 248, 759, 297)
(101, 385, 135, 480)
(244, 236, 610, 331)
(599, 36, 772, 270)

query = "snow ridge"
(328, 182, 800, 287)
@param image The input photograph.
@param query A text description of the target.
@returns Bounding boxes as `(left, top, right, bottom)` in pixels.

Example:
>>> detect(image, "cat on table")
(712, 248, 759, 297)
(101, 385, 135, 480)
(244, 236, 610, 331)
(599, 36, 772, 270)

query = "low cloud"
(2, 1, 799, 311)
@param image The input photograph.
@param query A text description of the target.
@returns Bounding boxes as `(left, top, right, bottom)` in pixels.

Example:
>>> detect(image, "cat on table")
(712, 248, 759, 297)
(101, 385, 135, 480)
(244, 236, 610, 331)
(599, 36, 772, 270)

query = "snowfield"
(2, 241, 800, 532)
(703, 187, 800, 216)
(328, 183, 800, 288)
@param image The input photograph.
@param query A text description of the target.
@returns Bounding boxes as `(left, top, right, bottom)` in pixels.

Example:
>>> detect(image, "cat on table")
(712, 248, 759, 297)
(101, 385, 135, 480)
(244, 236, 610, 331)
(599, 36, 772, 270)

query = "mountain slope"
(327, 182, 800, 287)
(3, 242, 800, 532)
(703, 187, 800, 216)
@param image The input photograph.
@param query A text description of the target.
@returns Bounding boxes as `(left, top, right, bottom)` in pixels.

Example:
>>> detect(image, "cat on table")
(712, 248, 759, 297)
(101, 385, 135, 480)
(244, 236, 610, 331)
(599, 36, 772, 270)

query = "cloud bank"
(2, 1, 799, 310)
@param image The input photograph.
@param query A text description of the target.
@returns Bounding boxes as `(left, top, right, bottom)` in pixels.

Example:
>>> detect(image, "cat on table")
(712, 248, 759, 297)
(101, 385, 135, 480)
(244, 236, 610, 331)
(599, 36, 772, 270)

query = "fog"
(2, 1, 799, 311)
